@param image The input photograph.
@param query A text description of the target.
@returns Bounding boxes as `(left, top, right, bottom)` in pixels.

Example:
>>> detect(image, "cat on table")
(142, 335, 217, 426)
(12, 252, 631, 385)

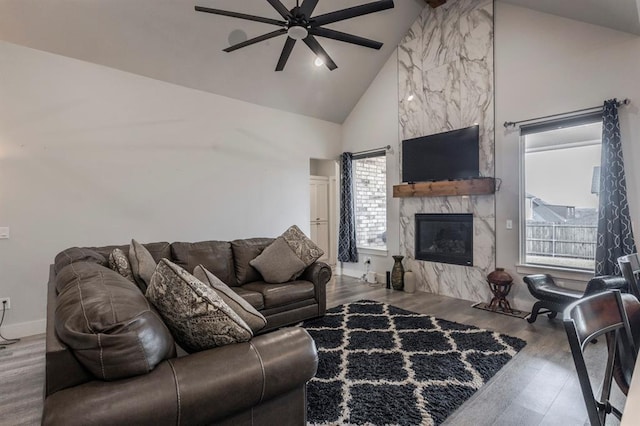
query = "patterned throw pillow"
(108, 248, 135, 283)
(281, 224, 324, 267)
(249, 225, 323, 283)
(146, 259, 253, 353)
(193, 265, 267, 333)
(129, 239, 157, 293)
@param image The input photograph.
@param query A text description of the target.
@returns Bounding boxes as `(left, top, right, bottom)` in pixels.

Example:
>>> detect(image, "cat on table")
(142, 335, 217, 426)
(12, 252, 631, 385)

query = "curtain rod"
(351, 145, 391, 156)
(503, 98, 630, 129)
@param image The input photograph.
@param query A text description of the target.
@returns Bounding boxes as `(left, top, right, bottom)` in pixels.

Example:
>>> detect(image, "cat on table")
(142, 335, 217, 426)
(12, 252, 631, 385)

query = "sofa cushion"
(89, 242, 171, 264)
(193, 265, 266, 333)
(129, 239, 157, 293)
(231, 238, 274, 284)
(242, 281, 315, 309)
(146, 259, 252, 353)
(281, 225, 324, 267)
(249, 237, 307, 284)
(171, 241, 236, 286)
(54, 262, 176, 381)
(108, 248, 135, 283)
(232, 287, 265, 310)
(54, 247, 106, 274)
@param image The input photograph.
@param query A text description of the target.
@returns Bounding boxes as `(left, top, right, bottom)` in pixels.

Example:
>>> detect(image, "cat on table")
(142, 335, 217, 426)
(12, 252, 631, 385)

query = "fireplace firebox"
(415, 214, 473, 266)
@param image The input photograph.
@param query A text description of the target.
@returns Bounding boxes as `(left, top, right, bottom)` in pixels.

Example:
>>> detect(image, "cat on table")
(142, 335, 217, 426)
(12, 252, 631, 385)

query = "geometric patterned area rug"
(302, 300, 527, 426)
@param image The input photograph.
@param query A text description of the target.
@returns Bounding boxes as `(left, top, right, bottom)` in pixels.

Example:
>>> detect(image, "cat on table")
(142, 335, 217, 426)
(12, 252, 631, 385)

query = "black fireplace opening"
(415, 213, 473, 266)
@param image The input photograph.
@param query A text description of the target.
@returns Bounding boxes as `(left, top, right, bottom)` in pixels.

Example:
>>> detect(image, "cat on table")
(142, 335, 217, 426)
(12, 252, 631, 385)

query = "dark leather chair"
(523, 274, 627, 323)
(563, 290, 639, 425)
(618, 253, 640, 299)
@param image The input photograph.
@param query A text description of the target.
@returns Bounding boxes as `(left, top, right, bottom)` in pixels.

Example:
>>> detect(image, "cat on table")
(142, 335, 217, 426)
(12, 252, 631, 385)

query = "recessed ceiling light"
(407, 94, 414, 102)
(228, 29, 248, 46)
(314, 57, 324, 67)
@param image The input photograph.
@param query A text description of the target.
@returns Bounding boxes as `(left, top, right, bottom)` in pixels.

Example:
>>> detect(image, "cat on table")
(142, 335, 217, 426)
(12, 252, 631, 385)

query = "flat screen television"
(402, 125, 480, 183)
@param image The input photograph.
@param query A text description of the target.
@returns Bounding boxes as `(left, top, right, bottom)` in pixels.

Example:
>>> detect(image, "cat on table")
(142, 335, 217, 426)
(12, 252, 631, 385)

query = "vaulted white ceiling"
(1, 1, 638, 124)
(0, 0, 425, 123)
(501, 0, 640, 35)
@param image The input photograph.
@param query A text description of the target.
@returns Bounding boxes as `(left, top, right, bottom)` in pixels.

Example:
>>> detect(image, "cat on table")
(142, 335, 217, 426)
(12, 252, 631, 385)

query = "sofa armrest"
(584, 275, 628, 295)
(300, 261, 332, 315)
(43, 327, 318, 426)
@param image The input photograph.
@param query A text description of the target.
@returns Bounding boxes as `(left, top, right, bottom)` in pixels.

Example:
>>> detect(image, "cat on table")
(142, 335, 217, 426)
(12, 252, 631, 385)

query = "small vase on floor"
(404, 270, 416, 293)
(391, 255, 404, 290)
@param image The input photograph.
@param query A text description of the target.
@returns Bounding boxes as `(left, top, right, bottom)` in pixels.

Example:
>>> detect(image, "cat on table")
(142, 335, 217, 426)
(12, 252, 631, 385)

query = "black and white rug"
(302, 300, 526, 426)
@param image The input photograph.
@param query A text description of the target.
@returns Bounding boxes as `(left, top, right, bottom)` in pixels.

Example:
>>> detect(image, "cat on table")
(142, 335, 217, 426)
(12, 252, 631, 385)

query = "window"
(353, 154, 387, 251)
(521, 118, 602, 271)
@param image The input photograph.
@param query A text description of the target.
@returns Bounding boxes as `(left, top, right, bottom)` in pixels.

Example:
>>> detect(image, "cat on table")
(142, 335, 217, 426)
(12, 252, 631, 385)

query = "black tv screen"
(402, 125, 480, 183)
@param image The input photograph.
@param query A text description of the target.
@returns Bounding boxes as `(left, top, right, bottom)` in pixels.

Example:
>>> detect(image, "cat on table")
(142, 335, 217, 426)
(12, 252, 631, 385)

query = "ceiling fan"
(194, 0, 394, 71)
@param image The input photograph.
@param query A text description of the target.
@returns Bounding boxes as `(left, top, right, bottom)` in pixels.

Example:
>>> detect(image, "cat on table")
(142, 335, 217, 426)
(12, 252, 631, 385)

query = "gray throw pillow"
(146, 259, 253, 353)
(249, 237, 307, 283)
(108, 248, 135, 284)
(129, 239, 157, 293)
(193, 265, 267, 333)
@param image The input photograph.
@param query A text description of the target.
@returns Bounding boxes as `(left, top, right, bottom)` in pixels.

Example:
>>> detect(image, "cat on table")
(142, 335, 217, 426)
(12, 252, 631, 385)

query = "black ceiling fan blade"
(266, 0, 293, 19)
(309, 27, 383, 49)
(195, 6, 286, 26)
(299, 0, 320, 18)
(276, 37, 297, 71)
(303, 35, 338, 70)
(223, 29, 287, 52)
(310, 0, 394, 27)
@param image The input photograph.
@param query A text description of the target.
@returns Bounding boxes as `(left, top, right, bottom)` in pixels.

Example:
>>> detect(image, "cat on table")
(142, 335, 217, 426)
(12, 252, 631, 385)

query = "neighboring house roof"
(530, 197, 569, 223)
(529, 195, 598, 225)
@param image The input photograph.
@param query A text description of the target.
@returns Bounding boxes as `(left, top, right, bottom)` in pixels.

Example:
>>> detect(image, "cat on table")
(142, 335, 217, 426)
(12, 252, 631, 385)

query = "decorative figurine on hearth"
(486, 268, 514, 313)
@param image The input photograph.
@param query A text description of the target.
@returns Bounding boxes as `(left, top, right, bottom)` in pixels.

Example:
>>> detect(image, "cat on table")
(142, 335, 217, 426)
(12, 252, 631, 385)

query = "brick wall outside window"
(354, 156, 387, 249)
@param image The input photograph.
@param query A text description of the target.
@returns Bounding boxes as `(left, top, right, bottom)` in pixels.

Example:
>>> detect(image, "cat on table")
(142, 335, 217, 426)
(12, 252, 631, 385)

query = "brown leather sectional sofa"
(43, 238, 332, 425)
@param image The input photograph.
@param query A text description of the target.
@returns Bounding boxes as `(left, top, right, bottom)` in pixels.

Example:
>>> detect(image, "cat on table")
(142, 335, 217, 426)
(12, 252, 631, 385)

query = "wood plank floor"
(0, 275, 625, 425)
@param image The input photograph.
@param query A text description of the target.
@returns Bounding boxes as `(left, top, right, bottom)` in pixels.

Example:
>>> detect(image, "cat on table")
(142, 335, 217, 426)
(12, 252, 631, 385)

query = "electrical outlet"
(0, 298, 10, 310)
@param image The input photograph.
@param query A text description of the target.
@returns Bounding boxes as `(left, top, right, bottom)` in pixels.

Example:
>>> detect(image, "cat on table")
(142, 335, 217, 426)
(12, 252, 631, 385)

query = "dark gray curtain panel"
(338, 152, 358, 263)
(595, 99, 636, 275)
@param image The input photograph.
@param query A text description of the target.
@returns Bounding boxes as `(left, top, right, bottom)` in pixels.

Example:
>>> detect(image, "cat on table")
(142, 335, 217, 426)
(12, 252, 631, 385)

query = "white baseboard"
(1, 318, 46, 338)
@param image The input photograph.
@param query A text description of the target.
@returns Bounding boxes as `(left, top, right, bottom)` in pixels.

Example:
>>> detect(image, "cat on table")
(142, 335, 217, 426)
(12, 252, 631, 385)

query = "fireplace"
(415, 214, 473, 266)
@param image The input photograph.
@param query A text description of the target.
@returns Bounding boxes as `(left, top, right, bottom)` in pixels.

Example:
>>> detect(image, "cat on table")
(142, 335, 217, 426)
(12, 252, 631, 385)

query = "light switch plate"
(506, 220, 513, 230)
(0, 227, 9, 239)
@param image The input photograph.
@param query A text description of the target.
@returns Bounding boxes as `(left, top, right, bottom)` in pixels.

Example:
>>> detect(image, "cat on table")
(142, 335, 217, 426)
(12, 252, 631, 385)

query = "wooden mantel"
(393, 178, 495, 198)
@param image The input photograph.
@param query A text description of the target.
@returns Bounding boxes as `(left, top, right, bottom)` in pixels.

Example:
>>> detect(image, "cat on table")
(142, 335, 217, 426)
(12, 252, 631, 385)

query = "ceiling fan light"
(287, 25, 308, 40)
(314, 57, 324, 67)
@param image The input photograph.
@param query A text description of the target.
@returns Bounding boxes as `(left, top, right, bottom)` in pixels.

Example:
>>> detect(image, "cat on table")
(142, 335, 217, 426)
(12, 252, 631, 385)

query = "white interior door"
(311, 222, 330, 262)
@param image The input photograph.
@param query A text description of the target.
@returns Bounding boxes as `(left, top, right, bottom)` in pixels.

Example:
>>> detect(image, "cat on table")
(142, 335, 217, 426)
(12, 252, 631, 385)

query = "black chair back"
(563, 290, 638, 425)
(618, 253, 640, 298)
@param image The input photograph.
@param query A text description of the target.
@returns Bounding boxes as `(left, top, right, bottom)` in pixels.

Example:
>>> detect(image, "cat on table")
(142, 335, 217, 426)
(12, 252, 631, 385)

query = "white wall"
(495, 3, 640, 307)
(0, 41, 341, 335)
(341, 50, 400, 283)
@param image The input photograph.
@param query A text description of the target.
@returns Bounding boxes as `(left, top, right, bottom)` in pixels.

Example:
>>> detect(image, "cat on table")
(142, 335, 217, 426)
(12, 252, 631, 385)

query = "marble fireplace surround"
(398, 0, 495, 304)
